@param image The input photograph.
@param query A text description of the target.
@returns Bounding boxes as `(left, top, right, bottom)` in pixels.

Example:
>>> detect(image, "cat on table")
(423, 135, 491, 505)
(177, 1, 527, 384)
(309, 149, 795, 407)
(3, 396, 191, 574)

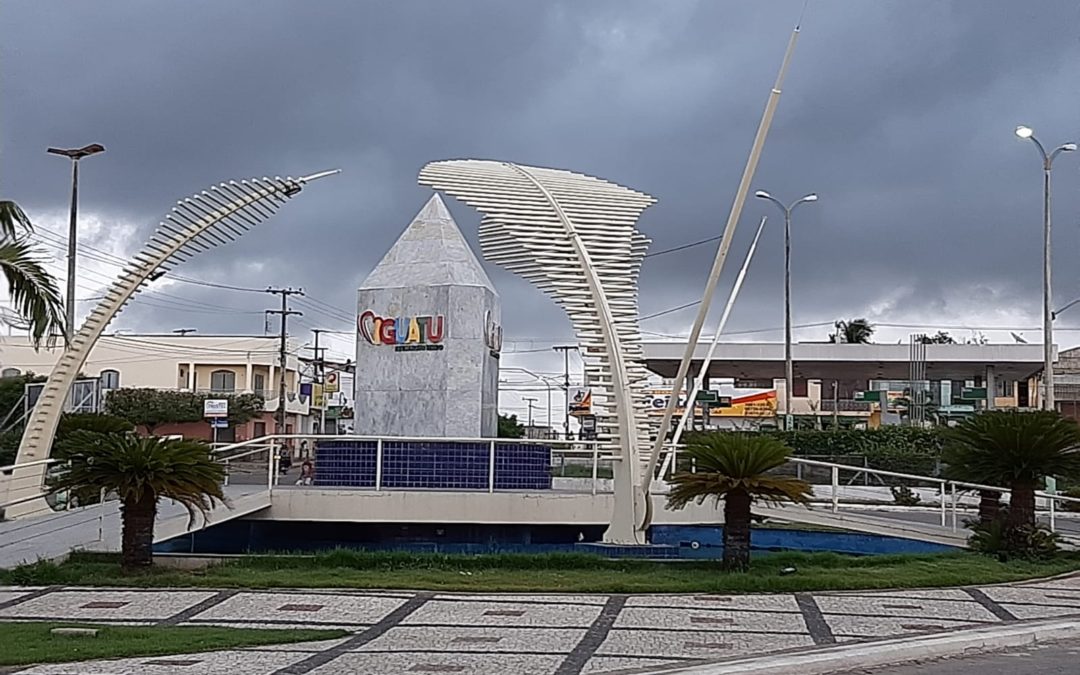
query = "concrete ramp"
(753, 503, 968, 548)
(0, 486, 270, 569)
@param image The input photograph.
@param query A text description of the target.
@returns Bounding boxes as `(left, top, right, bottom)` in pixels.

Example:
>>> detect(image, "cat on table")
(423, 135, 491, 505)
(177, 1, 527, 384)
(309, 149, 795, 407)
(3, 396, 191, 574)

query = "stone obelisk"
(354, 194, 501, 438)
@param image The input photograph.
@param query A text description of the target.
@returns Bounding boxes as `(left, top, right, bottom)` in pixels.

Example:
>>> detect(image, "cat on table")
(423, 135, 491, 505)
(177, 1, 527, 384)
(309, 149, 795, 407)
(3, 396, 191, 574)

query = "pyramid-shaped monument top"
(360, 194, 497, 292)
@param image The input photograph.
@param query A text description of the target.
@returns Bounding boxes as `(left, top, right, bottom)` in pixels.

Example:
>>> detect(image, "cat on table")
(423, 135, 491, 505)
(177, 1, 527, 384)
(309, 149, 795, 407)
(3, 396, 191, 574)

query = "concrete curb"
(659, 618, 1080, 674)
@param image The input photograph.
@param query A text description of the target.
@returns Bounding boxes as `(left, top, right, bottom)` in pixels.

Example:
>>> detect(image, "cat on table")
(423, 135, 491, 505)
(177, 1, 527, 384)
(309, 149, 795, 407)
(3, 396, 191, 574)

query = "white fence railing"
(6, 434, 1080, 539)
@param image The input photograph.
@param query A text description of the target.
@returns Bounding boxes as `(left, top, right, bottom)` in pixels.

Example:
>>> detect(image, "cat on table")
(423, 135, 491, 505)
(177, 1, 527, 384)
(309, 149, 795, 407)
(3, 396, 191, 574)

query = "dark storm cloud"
(2, 0, 1080, 348)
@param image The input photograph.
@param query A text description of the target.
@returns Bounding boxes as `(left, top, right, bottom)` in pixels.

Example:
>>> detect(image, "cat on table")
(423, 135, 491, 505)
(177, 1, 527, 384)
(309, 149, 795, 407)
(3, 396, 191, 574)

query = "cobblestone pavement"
(3, 576, 1080, 674)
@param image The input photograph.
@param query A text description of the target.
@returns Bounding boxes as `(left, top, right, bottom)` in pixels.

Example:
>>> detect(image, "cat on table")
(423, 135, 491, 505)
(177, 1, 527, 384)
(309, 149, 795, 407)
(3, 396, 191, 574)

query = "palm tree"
(49, 435, 226, 571)
(0, 201, 65, 346)
(666, 433, 812, 570)
(943, 411, 1080, 534)
(829, 318, 874, 344)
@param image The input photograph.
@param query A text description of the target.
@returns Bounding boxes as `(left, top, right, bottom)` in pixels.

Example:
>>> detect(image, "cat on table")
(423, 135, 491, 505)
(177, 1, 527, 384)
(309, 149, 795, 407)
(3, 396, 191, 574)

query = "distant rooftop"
(642, 341, 1053, 381)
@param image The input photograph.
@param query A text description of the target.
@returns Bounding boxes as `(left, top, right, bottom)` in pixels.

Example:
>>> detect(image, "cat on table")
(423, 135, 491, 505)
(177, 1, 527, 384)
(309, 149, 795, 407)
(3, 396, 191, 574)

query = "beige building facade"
(0, 334, 312, 442)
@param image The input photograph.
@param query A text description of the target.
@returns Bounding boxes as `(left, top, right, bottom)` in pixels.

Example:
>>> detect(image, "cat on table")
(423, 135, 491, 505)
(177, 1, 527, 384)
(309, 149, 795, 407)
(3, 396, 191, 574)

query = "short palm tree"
(830, 318, 874, 344)
(666, 433, 812, 570)
(943, 411, 1080, 534)
(49, 435, 227, 571)
(0, 201, 65, 346)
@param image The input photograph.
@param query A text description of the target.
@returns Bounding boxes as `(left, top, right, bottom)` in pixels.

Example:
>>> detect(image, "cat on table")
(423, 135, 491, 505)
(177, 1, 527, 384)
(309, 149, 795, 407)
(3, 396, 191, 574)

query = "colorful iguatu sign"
(358, 310, 445, 352)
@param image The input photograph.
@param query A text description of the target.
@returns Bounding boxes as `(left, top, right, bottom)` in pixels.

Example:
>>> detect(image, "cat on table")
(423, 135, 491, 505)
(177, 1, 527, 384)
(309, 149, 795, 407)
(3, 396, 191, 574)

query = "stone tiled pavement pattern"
(4, 577, 1080, 674)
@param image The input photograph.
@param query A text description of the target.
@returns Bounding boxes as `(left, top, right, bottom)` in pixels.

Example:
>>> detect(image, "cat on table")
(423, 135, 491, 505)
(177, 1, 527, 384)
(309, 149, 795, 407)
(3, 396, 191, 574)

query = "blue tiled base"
(574, 542, 681, 559)
(313, 440, 552, 491)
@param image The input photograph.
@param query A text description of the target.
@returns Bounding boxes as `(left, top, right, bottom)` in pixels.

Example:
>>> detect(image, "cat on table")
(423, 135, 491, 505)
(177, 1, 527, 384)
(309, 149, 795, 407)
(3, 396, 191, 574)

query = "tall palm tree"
(49, 435, 226, 571)
(943, 411, 1080, 534)
(666, 433, 812, 570)
(0, 201, 65, 346)
(830, 318, 874, 344)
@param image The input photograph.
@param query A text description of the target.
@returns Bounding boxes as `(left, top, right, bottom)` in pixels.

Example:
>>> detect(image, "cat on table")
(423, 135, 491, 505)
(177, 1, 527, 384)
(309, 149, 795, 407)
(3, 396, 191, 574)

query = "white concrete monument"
(354, 194, 501, 438)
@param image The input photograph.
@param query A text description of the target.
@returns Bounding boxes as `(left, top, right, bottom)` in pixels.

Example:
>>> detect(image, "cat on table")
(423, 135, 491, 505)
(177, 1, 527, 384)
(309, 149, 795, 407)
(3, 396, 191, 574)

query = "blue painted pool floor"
(156, 522, 958, 558)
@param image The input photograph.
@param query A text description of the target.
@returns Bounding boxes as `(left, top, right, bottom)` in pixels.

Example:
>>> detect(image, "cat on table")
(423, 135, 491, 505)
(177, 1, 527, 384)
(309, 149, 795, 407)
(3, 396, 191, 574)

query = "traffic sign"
(695, 390, 719, 403)
(209, 418, 229, 429)
(960, 387, 987, 400)
(203, 399, 228, 418)
(854, 391, 884, 402)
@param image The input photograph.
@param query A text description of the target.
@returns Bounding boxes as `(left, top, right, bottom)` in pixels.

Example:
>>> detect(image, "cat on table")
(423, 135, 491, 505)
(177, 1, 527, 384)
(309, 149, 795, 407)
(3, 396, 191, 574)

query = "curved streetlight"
(47, 143, 106, 348)
(4, 169, 339, 518)
(755, 190, 818, 431)
(1014, 125, 1077, 411)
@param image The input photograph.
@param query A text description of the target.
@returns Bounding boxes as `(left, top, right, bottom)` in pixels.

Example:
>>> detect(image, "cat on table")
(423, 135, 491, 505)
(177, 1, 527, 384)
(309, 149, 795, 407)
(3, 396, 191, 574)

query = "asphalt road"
(835, 639, 1080, 674)
(847, 507, 1080, 537)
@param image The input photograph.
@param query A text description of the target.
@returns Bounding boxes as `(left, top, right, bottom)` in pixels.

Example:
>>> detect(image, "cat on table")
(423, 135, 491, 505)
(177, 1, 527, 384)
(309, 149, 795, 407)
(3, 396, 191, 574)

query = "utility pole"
(266, 288, 303, 437)
(553, 345, 578, 440)
(523, 397, 538, 430)
(307, 328, 328, 435)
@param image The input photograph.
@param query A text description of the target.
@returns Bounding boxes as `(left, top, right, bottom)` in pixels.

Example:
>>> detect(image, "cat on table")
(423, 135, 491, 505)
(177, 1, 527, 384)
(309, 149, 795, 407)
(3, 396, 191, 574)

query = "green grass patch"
(4, 549, 1080, 594)
(0, 622, 347, 668)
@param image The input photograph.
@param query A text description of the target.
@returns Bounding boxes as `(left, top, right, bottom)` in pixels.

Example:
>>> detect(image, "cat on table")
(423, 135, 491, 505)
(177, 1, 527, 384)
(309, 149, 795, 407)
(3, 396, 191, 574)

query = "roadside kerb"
(657, 617, 1080, 675)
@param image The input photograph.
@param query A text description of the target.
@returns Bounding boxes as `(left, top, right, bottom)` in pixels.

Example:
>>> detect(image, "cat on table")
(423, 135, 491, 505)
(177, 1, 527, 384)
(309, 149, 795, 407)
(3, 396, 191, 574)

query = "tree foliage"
(498, 413, 525, 438)
(48, 435, 226, 570)
(53, 413, 135, 459)
(829, 318, 874, 344)
(0, 201, 65, 346)
(667, 433, 811, 570)
(944, 410, 1080, 554)
(105, 389, 265, 434)
(918, 331, 956, 344)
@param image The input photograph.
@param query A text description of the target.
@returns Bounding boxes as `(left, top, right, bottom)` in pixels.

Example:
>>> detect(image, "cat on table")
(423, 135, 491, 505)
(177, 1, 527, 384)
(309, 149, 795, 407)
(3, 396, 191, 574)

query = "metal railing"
(8, 432, 1080, 540)
(212, 434, 618, 495)
(784, 457, 1080, 534)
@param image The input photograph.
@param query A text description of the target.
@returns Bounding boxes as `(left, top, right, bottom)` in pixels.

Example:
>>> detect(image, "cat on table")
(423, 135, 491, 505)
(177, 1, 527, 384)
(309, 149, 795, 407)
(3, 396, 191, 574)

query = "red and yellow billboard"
(646, 389, 777, 418)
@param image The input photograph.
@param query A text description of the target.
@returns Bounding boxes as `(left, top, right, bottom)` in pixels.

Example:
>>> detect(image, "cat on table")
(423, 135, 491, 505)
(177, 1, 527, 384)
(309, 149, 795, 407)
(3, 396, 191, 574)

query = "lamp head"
(754, 190, 771, 199)
(1015, 125, 1034, 139)
(802, 194, 818, 202)
(46, 144, 106, 159)
(1063, 143, 1078, 152)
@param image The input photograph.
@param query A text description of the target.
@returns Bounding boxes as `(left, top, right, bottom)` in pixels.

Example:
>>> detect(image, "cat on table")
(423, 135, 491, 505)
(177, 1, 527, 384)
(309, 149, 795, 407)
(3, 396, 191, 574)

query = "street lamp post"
(754, 189, 818, 431)
(47, 144, 106, 349)
(1014, 125, 1076, 411)
(503, 367, 557, 435)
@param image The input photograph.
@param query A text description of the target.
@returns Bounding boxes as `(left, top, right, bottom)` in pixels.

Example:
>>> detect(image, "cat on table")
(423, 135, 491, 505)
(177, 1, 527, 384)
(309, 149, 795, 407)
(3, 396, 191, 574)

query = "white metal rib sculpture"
(4, 170, 338, 517)
(419, 160, 655, 543)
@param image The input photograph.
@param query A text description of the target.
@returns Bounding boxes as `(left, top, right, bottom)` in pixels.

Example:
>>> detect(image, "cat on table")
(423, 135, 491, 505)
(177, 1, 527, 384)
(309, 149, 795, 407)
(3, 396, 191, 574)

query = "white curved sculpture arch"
(418, 160, 654, 543)
(4, 170, 338, 517)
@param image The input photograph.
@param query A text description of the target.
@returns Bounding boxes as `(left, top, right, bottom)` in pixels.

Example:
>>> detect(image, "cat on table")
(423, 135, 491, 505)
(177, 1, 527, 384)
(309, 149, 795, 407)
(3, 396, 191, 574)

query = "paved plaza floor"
(3, 577, 1080, 674)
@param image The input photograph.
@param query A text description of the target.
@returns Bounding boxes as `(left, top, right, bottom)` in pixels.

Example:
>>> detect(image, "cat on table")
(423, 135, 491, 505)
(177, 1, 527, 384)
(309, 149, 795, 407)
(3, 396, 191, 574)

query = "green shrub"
(890, 485, 922, 506)
(968, 511, 1060, 561)
(762, 428, 943, 477)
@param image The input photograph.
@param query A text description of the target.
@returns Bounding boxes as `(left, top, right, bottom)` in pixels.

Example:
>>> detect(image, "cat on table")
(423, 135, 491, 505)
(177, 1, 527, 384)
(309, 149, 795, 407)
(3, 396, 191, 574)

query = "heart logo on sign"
(358, 310, 378, 345)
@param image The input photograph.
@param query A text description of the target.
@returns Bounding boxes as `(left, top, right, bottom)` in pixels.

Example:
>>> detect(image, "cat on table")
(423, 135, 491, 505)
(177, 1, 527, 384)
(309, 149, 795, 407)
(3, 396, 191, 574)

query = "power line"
(644, 235, 722, 259)
(640, 301, 701, 321)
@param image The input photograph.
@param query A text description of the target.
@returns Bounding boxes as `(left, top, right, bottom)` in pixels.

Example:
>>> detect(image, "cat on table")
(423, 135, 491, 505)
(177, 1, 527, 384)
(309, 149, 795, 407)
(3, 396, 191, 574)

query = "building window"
(253, 421, 266, 438)
(253, 373, 265, 393)
(1, 368, 21, 378)
(792, 378, 809, 397)
(99, 369, 120, 390)
(210, 369, 236, 392)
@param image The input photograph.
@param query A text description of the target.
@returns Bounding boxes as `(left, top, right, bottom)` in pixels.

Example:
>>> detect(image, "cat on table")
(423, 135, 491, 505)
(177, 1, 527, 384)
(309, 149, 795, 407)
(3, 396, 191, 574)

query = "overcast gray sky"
(3, 1, 1080, 418)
